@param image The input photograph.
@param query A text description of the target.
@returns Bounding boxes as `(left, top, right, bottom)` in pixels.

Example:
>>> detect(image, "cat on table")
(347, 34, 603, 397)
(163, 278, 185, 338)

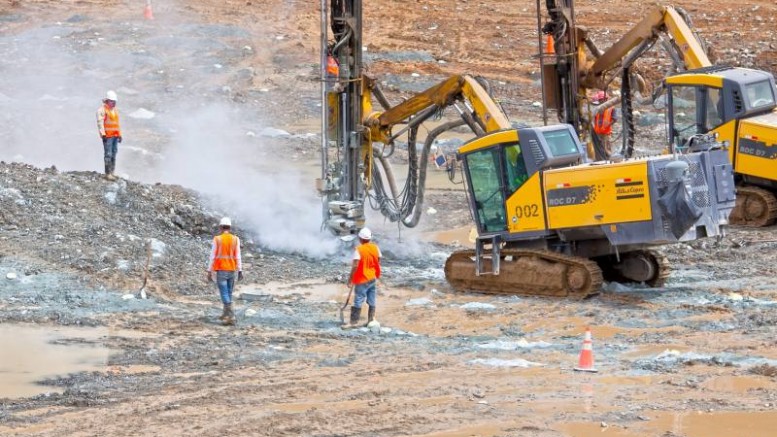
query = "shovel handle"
(340, 285, 354, 311)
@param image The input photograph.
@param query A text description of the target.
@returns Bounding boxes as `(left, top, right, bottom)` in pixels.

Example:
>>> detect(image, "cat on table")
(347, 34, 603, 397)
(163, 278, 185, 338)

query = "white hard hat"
(105, 90, 118, 102)
(219, 217, 232, 227)
(358, 227, 372, 240)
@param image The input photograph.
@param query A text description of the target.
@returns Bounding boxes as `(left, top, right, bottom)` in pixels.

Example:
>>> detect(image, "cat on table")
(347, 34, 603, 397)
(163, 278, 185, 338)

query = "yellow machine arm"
(331, 74, 513, 229)
(363, 74, 511, 145)
(541, 2, 713, 160)
(581, 5, 711, 90)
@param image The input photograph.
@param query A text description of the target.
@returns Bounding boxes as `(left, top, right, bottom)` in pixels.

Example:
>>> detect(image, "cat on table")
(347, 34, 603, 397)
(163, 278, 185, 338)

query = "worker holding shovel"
(342, 228, 382, 329)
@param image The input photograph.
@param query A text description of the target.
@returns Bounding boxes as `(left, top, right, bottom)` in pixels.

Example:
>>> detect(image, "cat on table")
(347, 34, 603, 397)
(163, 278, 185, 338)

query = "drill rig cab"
(667, 67, 777, 151)
(462, 125, 586, 236)
(665, 66, 777, 226)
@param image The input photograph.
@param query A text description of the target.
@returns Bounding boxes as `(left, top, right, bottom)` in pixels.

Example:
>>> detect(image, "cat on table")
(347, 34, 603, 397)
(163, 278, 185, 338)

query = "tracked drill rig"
(539, 0, 713, 160)
(319, 0, 737, 297)
(540, 0, 777, 226)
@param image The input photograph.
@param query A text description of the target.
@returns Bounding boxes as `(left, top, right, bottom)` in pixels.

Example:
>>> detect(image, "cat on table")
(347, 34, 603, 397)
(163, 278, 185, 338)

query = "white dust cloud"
(158, 103, 339, 257)
(0, 10, 339, 258)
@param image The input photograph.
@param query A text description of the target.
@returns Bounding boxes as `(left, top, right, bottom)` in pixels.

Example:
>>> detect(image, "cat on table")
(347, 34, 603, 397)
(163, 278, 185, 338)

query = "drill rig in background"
(317, 0, 366, 236)
(539, 0, 713, 159)
(319, 0, 737, 297)
(539, 0, 777, 226)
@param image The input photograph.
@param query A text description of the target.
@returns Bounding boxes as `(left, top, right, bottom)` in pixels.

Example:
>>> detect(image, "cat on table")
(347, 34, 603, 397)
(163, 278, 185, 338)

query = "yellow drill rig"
(319, 0, 736, 297)
(540, 1, 777, 226)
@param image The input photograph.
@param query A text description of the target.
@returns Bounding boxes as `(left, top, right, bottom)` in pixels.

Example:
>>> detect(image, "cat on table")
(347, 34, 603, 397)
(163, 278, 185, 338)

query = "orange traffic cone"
(143, 0, 154, 20)
(544, 34, 555, 55)
(573, 327, 598, 372)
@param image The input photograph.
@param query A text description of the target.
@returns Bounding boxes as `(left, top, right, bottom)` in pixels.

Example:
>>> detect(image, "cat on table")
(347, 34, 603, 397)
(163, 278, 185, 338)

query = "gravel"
(0, 162, 336, 297)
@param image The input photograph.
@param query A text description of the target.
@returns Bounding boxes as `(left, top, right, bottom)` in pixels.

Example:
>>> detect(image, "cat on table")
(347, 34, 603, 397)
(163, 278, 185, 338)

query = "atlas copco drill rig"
(318, 0, 736, 297)
(539, 0, 777, 226)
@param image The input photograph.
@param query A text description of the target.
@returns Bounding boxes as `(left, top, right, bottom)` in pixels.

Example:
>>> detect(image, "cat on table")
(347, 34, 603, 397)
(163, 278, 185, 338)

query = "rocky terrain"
(0, 161, 344, 297)
(0, 1, 776, 436)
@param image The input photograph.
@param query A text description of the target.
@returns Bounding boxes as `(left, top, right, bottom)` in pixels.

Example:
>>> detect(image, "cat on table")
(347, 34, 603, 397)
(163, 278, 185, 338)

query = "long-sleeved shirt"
(207, 233, 242, 272)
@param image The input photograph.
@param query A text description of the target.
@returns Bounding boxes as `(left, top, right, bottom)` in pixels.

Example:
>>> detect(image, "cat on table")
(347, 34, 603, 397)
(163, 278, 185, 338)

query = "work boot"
(367, 306, 376, 325)
(223, 303, 236, 326)
(108, 161, 118, 180)
(110, 160, 119, 179)
(104, 163, 113, 180)
(218, 304, 229, 322)
(341, 306, 361, 329)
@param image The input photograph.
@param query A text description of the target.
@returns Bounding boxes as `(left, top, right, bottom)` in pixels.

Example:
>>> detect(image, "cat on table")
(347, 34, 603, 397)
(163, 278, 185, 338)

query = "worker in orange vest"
(343, 227, 382, 329)
(592, 90, 618, 156)
(207, 217, 244, 326)
(96, 90, 122, 181)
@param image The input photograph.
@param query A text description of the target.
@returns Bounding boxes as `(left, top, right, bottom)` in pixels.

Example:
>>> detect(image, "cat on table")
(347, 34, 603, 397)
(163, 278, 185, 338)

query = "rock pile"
(0, 162, 334, 297)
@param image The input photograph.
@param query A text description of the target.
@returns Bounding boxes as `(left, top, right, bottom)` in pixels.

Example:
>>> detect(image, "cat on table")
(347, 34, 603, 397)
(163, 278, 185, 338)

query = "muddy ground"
(1, 1, 777, 436)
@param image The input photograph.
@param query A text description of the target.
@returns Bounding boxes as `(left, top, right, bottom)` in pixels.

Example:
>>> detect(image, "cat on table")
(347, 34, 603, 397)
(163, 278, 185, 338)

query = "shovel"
(338, 285, 354, 324)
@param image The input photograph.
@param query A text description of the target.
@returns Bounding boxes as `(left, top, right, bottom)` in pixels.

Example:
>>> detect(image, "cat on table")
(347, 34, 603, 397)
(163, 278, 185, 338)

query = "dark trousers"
(102, 136, 119, 173)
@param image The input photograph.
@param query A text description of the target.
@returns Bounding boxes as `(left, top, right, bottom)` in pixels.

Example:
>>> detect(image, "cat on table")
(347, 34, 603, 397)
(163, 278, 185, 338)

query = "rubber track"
(643, 250, 670, 288)
(729, 185, 777, 227)
(444, 248, 604, 298)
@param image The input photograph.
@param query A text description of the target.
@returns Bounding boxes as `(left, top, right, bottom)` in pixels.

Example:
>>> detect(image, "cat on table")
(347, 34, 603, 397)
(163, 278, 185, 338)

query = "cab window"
(745, 81, 776, 109)
(503, 143, 528, 193)
(542, 129, 580, 156)
(466, 148, 507, 232)
(705, 87, 723, 130)
(670, 85, 698, 148)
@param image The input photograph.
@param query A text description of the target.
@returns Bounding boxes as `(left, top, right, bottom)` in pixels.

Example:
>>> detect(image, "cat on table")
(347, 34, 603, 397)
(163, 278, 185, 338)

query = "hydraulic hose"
(620, 67, 635, 158)
(402, 119, 468, 228)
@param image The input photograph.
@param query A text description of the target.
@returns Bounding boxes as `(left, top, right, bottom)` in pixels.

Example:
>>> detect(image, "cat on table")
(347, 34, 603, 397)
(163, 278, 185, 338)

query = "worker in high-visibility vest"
(592, 90, 619, 156)
(207, 217, 243, 326)
(96, 90, 122, 181)
(343, 227, 382, 329)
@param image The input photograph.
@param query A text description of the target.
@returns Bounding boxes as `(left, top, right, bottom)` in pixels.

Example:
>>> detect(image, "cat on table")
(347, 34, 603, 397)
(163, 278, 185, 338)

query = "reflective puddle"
(559, 410, 777, 437)
(0, 324, 119, 399)
(238, 279, 345, 301)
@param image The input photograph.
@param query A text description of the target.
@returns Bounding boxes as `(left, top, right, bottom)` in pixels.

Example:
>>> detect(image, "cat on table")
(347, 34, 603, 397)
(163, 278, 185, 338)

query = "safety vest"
(352, 242, 381, 285)
(212, 233, 239, 271)
(593, 108, 614, 135)
(326, 55, 339, 76)
(104, 106, 121, 138)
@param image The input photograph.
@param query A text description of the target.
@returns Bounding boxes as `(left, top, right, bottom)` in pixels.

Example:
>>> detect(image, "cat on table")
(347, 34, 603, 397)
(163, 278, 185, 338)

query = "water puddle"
(406, 423, 511, 437)
(426, 226, 475, 248)
(238, 279, 344, 302)
(646, 410, 777, 437)
(623, 344, 691, 358)
(557, 422, 643, 437)
(0, 324, 127, 399)
(700, 375, 773, 393)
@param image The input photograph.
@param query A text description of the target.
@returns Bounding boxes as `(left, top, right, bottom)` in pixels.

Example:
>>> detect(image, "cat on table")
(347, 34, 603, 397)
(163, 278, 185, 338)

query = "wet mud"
(1, 0, 776, 436)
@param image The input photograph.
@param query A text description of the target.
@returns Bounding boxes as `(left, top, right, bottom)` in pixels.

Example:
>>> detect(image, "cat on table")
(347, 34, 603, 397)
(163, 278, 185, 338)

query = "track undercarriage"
(444, 248, 669, 298)
(729, 185, 777, 227)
